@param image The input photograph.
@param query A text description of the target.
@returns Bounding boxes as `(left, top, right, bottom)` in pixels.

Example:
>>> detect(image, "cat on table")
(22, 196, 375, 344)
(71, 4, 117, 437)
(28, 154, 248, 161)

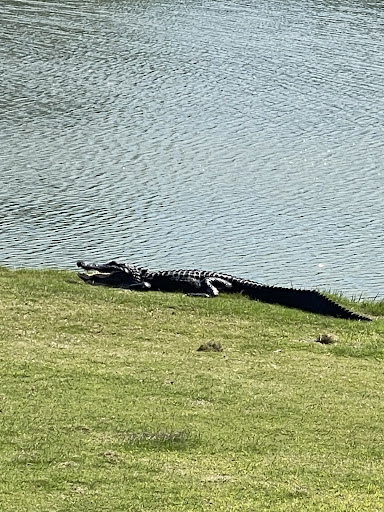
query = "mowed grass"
(1, 267, 384, 511)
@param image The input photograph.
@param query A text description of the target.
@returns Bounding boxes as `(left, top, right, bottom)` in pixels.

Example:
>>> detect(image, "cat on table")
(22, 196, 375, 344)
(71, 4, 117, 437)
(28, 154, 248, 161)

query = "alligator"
(76, 259, 371, 321)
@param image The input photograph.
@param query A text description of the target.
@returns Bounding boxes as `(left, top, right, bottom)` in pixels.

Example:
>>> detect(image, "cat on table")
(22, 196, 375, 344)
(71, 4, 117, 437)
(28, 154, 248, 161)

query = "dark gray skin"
(77, 260, 371, 321)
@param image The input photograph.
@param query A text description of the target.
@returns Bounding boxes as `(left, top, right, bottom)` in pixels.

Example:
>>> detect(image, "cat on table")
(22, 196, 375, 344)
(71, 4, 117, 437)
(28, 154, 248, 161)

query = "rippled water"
(1, 0, 383, 297)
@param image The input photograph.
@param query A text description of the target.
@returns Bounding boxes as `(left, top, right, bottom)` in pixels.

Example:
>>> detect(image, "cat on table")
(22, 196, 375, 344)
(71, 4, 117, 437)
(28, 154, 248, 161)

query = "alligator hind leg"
(188, 277, 232, 297)
(163, 276, 211, 297)
(159, 276, 231, 297)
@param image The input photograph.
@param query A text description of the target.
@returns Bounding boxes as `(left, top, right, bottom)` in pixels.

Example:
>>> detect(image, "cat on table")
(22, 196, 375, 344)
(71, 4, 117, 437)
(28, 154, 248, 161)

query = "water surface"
(1, 0, 383, 297)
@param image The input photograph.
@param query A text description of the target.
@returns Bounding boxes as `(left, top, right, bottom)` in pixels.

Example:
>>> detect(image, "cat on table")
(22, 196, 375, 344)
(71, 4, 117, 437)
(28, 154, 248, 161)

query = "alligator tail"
(245, 285, 371, 321)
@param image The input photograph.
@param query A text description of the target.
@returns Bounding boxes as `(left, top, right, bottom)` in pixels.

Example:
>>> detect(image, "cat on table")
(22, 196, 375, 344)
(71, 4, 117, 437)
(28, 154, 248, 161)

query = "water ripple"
(1, 0, 383, 298)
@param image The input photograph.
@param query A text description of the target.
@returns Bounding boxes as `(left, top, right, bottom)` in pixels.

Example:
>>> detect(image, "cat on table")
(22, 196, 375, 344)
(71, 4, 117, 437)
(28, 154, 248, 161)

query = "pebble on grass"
(315, 333, 338, 345)
(197, 341, 223, 352)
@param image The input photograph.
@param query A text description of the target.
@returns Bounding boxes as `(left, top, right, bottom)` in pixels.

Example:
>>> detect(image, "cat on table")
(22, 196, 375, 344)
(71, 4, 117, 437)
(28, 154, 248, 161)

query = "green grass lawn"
(1, 267, 384, 511)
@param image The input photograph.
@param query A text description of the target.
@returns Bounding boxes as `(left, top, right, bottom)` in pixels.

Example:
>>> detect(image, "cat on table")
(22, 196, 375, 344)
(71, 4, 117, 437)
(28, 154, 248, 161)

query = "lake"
(1, 0, 383, 298)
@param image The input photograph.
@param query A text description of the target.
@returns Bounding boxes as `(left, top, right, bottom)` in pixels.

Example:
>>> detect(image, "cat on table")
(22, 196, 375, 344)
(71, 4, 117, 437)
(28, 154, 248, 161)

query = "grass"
(0, 266, 384, 511)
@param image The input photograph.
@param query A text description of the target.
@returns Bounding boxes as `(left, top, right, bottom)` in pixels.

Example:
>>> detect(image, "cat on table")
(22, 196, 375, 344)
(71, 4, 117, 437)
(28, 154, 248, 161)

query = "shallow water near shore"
(1, 0, 383, 298)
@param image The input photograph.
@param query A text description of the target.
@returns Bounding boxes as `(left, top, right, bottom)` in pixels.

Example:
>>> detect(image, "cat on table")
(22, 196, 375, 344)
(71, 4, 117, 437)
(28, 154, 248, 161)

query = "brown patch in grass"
(315, 333, 338, 345)
(197, 341, 223, 352)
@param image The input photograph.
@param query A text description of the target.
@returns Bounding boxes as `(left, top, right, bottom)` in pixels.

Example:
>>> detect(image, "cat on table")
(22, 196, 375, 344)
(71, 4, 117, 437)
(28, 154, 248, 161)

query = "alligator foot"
(200, 277, 232, 297)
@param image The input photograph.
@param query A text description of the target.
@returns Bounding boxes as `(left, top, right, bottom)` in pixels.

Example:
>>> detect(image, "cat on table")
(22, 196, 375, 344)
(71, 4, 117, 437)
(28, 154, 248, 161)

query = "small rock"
(315, 333, 337, 345)
(197, 342, 223, 352)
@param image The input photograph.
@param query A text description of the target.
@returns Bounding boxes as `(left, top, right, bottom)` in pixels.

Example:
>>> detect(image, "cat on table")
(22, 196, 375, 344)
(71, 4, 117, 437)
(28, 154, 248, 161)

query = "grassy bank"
(1, 267, 384, 511)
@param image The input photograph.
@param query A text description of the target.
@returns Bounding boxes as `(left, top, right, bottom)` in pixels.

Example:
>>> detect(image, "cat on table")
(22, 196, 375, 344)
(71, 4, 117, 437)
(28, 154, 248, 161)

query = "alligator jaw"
(77, 269, 152, 291)
(77, 272, 108, 285)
